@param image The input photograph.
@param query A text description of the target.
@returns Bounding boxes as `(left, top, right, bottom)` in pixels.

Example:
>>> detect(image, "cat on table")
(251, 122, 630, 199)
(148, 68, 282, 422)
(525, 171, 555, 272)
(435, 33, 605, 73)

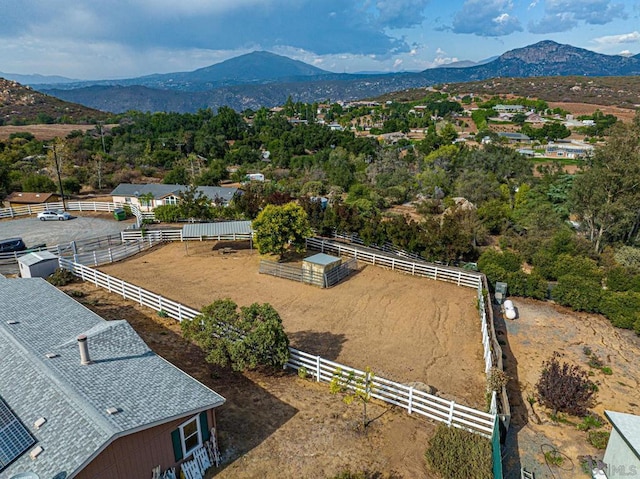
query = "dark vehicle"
(0, 237, 27, 253)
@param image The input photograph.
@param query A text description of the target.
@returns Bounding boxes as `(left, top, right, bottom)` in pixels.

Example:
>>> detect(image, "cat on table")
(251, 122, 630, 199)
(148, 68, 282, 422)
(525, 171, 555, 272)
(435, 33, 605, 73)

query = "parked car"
(0, 237, 27, 253)
(37, 210, 72, 221)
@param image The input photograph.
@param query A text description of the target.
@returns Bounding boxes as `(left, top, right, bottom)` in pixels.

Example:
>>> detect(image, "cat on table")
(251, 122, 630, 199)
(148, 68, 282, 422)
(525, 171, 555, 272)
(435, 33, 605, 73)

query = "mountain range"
(3, 40, 640, 114)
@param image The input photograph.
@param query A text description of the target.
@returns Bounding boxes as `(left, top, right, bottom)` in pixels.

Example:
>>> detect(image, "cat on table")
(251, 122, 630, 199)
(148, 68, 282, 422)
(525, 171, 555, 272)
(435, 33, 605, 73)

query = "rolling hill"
(27, 40, 640, 114)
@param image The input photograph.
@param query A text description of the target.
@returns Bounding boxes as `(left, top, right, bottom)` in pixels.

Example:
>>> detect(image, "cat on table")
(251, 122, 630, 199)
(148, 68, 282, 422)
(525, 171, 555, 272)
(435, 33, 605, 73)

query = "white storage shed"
(18, 251, 60, 278)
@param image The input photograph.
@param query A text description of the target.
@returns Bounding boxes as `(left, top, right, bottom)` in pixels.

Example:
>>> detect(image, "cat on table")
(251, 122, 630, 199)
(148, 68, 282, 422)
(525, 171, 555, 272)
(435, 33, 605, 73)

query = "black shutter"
(199, 411, 210, 442)
(171, 428, 183, 462)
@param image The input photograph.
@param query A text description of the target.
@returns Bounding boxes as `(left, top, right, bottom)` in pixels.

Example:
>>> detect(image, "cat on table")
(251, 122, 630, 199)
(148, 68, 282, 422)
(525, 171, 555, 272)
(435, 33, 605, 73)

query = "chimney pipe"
(77, 334, 91, 365)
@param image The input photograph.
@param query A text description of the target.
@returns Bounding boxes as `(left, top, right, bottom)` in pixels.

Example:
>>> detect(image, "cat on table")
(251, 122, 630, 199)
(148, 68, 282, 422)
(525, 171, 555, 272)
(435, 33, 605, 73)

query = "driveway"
(0, 213, 136, 249)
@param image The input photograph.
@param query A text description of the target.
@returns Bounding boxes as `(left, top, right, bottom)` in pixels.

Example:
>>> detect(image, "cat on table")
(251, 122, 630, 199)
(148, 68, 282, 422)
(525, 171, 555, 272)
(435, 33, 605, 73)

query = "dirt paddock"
(100, 241, 485, 408)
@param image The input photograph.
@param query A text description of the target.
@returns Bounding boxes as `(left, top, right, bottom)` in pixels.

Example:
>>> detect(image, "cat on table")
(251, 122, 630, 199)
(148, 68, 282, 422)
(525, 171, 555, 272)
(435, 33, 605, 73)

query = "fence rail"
(307, 237, 482, 289)
(58, 258, 496, 438)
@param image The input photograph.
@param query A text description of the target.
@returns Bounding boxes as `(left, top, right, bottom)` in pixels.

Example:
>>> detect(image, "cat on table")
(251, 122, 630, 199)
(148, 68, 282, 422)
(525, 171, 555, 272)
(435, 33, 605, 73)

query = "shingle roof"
(110, 183, 238, 203)
(5, 192, 59, 204)
(0, 278, 225, 478)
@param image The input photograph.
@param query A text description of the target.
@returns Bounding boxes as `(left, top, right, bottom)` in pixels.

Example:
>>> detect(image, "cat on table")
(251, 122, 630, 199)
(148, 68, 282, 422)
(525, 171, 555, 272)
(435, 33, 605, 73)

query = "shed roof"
(303, 253, 341, 266)
(606, 410, 640, 460)
(497, 132, 530, 140)
(182, 221, 253, 238)
(0, 278, 225, 478)
(17, 250, 59, 267)
(5, 192, 59, 204)
(110, 183, 238, 203)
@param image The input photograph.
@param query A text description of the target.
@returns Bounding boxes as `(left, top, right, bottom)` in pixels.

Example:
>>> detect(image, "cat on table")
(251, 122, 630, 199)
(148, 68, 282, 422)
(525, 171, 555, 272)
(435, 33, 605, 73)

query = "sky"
(0, 0, 639, 80)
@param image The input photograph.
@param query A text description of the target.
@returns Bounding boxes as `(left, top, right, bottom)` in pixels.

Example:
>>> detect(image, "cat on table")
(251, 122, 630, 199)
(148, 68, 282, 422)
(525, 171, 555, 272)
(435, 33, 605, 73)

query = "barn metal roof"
(182, 221, 253, 238)
(303, 253, 341, 266)
(0, 278, 225, 478)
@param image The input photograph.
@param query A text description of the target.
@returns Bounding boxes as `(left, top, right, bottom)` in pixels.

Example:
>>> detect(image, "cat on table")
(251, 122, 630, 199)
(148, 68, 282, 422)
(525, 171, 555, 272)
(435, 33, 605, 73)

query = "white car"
(37, 210, 72, 221)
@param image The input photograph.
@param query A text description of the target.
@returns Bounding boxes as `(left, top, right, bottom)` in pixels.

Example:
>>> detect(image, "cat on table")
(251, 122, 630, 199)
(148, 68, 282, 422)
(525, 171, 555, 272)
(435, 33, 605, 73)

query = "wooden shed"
(18, 251, 59, 278)
(302, 253, 342, 287)
(5, 191, 60, 207)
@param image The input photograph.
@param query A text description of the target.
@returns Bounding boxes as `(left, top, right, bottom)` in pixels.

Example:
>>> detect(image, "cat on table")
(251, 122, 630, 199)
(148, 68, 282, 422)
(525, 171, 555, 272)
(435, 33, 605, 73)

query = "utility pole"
(44, 143, 67, 211)
(97, 122, 107, 190)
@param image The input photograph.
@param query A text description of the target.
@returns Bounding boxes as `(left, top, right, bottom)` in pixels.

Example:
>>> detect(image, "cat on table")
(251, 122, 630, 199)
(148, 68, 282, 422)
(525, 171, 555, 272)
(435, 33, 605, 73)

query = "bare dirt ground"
(499, 298, 640, 478)
(59, 281, 439, 478)
(547, 102, 637, 123)
(0, 124, 99, 140)
(99, 241, 485, 409)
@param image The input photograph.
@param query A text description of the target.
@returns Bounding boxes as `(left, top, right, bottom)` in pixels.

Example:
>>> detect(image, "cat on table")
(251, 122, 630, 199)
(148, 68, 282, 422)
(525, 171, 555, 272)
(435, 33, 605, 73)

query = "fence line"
(306, 237, 482, 289)
(57, 258, 496, 438)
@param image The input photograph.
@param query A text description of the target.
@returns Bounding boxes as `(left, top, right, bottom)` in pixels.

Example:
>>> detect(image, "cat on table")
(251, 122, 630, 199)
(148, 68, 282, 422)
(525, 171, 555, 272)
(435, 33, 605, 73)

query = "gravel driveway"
(0, 213, 136, 249)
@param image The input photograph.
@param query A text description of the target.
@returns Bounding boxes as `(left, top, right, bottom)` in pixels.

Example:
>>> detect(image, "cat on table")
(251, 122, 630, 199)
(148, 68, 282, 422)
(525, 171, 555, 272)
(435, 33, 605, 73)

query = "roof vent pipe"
(77, 335, 91, 365)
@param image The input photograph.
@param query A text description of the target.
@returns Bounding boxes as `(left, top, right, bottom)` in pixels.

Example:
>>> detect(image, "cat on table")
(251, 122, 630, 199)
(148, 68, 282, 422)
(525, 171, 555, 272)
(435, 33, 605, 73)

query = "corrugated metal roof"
(182, 221, 253, 238)
(303, 253, 341, 266)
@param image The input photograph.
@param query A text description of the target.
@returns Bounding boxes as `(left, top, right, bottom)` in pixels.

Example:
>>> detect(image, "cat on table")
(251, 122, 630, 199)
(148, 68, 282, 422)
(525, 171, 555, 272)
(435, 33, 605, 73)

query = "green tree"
(178, 185, 212, 221)
(181, 299, 290, 371)
(330, 366, 376, 431)
(252, 202, 312, 259)
(22, 174, 56, 192)
(569, 114, 640, 252)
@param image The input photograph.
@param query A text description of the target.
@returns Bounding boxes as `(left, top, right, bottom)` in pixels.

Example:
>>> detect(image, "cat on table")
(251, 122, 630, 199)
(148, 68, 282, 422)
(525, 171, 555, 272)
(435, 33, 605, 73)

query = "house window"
(165, 196, 178, 205)
(179, 415, 202, 457)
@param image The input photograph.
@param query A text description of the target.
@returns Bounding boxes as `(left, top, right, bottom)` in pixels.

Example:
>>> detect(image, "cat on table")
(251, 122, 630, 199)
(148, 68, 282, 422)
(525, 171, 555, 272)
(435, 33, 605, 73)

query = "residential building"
(0, 277, 225, 479)
(497, 132, 531, 144)
(110, 183, 238, 211)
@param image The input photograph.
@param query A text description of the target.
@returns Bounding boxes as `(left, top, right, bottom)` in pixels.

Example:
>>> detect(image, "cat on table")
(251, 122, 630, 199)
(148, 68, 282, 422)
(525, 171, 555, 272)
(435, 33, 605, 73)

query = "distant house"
(602, 411, 640, 479)
(545, 141, 594, 158)
(497, 132, 531, 144)
(327, 122, 344, 131)
(493, 104, 525, 112)
(0, 277, 225, 478)
(245, 173, 265, 182)
(110, 183, 238, 211)
(5, 191, 60, 208)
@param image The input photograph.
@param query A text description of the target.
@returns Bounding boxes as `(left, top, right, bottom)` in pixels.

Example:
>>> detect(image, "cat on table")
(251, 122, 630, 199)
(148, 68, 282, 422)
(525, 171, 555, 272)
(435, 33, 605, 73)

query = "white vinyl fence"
(57, 258, 496, 437)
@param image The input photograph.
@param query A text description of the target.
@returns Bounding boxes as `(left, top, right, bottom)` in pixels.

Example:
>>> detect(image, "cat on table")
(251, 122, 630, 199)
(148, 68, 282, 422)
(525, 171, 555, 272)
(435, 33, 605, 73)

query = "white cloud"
(452, 0, 522, 37)
(529, 0, 627, 33)
(593, 31, 640, 47)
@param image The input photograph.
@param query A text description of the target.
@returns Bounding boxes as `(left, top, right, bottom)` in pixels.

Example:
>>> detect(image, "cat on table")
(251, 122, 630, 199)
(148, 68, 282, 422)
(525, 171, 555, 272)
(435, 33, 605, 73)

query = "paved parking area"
(0, 213, 136, 249)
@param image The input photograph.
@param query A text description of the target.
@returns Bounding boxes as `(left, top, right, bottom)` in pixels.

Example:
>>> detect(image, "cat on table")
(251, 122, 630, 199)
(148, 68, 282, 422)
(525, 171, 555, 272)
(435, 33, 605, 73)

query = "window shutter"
(199, 411, 210, 442)
(171, 428, 183, 462)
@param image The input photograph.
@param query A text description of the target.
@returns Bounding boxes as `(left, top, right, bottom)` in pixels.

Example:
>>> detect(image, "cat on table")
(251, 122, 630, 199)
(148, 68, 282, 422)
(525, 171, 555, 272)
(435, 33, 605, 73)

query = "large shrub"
(506, 270, 548, 300)
(424, 424, 492, 479)
(552, 275, 602, 312)
(599, 291, 640, 330)
(478, 249, 522, 274)
(606, 266, 640, 292)
(153, 204, 181, 222)
(536, 352, 596, 416)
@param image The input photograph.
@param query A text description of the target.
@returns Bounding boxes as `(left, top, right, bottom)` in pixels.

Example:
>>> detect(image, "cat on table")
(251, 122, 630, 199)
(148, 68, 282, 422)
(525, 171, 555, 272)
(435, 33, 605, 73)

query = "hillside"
(0, 78, 108, 124)
(37, 40, 640, 113)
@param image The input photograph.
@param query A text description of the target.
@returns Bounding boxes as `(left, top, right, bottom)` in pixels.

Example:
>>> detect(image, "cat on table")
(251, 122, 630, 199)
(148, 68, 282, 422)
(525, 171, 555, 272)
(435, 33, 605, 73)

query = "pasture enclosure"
(99, 242, 488, 410)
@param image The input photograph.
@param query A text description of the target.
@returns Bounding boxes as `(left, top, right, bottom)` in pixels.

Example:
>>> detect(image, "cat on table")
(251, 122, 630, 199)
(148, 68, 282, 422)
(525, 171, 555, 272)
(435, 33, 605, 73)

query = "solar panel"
(0, 396, 36, 471)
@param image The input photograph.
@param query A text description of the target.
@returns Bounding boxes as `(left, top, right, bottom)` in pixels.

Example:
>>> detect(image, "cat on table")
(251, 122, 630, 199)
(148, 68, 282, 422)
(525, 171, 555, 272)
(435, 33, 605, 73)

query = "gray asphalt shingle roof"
(606, 410, 640, 459)
(0, 278, 225, 478)
(16, 251, 59, 267)
(110, 183, 238, 203)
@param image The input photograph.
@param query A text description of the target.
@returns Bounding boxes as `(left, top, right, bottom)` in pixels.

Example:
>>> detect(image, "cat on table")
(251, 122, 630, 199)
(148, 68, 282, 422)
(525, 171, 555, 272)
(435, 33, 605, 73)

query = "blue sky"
(0, 0, 638, 79)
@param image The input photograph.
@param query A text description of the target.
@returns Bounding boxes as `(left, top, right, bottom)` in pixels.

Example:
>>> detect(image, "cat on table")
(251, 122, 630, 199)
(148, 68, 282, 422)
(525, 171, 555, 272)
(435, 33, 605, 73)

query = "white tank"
(504, 299, 514, 310)
(505, 308, 517, 320)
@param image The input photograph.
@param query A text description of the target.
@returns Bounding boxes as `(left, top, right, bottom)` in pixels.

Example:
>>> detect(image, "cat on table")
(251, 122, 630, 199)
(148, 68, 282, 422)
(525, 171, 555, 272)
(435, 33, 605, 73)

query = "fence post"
(138, 287, 143, 306)
(448, 400, 455, 426)
(158, 297, 163, 313)
(457, 272, 461, 286)
(107, 275, 112, 293)
(434, 267, 438, 281)
(408, 386, 414, 414)
(391, 258, 395, 270)
(316, 356, 321, 382)
(178, 303, 183, 321)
